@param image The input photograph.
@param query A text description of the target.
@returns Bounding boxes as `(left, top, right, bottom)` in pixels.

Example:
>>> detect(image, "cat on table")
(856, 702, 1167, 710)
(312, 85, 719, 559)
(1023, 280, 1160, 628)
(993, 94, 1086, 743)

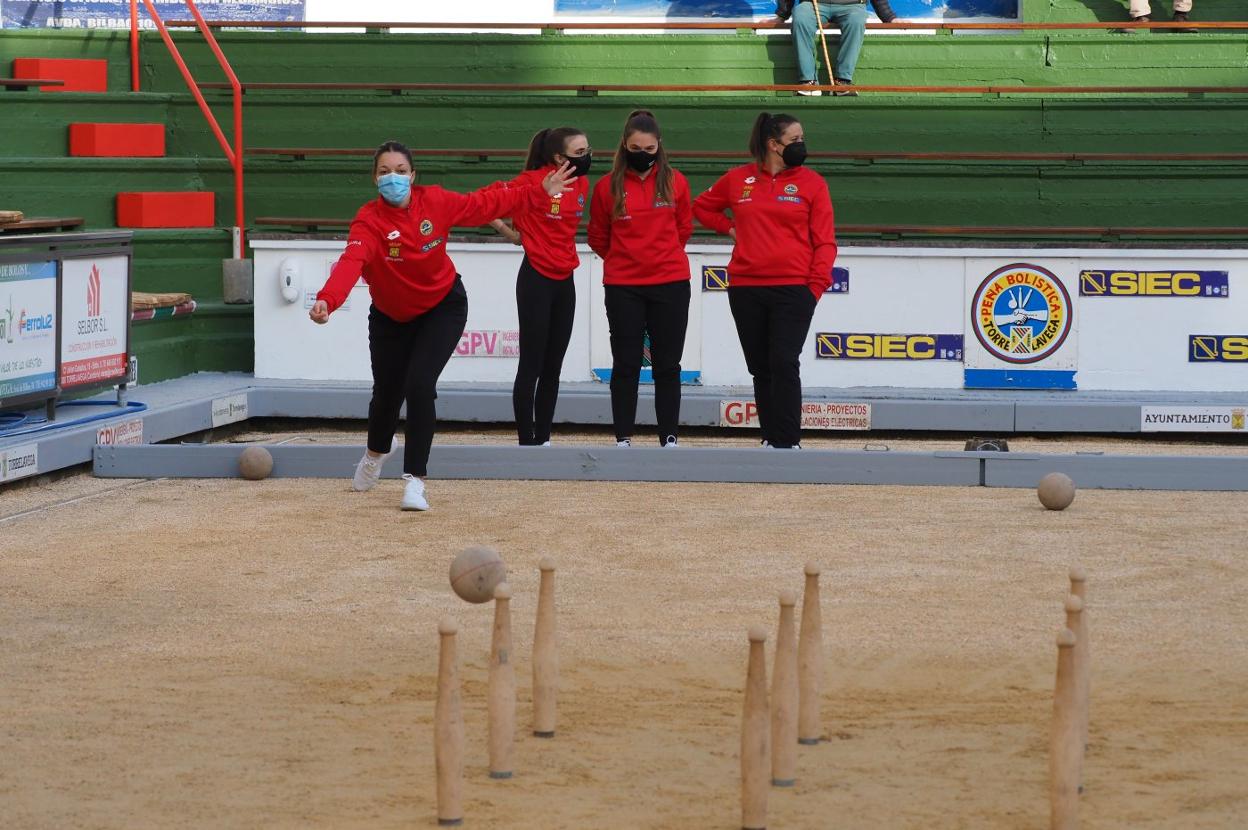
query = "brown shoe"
(1171, 11, 1197, 33)
(1117, 14, 1149, 33)
(833, 78, 858, 97)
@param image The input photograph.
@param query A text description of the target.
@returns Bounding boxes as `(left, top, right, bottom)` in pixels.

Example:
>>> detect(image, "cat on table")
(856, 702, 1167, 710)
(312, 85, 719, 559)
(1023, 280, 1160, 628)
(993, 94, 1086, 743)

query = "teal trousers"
(792, 1, 869, 83)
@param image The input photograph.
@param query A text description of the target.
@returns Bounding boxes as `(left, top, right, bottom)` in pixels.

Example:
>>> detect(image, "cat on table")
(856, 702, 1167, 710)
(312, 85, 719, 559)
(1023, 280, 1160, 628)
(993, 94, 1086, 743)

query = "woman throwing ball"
(693, 113, 837, 449)
(310, 140, 573, 510)
(587, 110, 693, 448)
(488, 127, 592, 446)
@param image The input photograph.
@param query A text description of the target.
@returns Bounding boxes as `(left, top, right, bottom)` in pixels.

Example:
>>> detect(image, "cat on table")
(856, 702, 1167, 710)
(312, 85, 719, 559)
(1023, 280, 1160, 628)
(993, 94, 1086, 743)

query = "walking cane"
(808, 0, 837, 91)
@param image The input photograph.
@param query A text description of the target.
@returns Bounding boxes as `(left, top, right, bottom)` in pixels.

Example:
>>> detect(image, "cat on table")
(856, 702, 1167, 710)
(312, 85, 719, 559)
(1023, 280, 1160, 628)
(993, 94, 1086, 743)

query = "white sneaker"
(796, 80, 823, 97)
(353, 436, 399, 492)
(540, 441, 551, 447)
(616, 438, 631, 448)
(662, 435, 679, 448)
(760, 439, 771, 448)
(401, 474, 430, 511)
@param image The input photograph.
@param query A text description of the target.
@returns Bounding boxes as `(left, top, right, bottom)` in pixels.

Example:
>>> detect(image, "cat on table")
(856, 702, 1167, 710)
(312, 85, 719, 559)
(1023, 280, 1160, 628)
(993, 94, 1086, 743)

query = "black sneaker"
(1171, 11, 1197, 32)
(833, 78, 858, 97)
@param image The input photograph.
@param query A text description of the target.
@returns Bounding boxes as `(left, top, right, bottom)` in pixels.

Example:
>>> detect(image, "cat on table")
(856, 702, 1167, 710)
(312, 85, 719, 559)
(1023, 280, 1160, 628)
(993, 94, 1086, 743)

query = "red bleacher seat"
(70, 123, 166, 157)
(12, 58, 107, 93)
(116, 192, 215, 228)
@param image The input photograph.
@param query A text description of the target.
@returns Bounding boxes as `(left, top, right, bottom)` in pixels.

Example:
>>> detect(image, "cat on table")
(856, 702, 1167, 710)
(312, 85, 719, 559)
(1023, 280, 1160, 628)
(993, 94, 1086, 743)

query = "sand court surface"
(2, 472, 1246, 828)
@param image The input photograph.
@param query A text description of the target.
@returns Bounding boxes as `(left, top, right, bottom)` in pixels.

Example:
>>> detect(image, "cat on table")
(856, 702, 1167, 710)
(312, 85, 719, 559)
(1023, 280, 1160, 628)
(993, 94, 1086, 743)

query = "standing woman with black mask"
(693, 113, 838, 450)
(587, 110, 693, 448)
(486, 127, 592, 446)
(310, 140, 573, 510)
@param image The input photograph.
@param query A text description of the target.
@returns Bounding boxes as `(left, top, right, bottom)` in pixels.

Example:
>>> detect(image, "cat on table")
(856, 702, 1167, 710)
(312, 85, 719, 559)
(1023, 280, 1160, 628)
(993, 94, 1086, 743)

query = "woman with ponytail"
(587, 110, 694, 448)
(310, 139, 574, 510)
(693, 113, 838, 450)
(487, 127, 592, 446)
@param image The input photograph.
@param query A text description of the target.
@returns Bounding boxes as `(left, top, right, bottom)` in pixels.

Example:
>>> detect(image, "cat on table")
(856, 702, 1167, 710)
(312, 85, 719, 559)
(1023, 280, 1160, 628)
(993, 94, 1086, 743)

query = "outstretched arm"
(444, 163, 575, 228)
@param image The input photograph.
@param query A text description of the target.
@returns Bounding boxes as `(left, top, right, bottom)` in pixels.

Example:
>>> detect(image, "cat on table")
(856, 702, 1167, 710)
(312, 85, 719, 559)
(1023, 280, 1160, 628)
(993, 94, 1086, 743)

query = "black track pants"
(366, 278, 468, 476)
(603, 280, 691, 444)
(727, 284, 817, 449)
(513, 257, 576, 445)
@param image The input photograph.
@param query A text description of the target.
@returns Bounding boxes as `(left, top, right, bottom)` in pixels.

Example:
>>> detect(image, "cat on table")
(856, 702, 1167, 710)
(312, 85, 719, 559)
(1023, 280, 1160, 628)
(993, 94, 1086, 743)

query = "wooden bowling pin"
(771, 590, 799, 787)
(1063, 595, 1088, 792)
(488, 582, 515, 779)
(742, 626, 770, 830)
(435, 618, 465, 827)
(797, 562, 823, 745)
(532, 557, 558, 738)
(1050, 628, 1081, 830)
(1069, 566, 1091, 752)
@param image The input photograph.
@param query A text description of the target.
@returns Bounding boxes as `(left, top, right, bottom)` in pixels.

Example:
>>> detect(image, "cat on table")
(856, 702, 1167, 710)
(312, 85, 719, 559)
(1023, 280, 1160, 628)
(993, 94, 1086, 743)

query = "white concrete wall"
(253, 239, 1248, 392)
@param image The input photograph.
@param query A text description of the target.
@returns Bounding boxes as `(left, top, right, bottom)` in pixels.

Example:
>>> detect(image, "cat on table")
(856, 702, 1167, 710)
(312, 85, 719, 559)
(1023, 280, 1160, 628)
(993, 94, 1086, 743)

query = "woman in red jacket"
(587, 110, 693, 448)
(693, 112, 838, 449)
(310, 140, 572, 511)
(489, 127, 592, 446)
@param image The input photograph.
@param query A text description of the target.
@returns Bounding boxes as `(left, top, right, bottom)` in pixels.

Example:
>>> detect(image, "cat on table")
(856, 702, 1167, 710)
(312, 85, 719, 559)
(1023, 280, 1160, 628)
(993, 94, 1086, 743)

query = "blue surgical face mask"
(377, 172, 412, 205)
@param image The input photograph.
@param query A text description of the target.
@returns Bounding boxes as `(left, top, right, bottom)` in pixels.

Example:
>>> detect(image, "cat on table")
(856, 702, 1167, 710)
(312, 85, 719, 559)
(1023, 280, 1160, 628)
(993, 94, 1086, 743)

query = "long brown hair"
(523, 126, 586, 171)
(609, 109, 674, 218)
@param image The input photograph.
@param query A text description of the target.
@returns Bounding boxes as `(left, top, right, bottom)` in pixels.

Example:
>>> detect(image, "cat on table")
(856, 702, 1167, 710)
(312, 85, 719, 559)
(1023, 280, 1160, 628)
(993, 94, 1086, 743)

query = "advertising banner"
(60, 256, 129, 389)
(553, 1, 1018, 20)
(2, 0, 303, 30)
(720, 399, 871, 430)
(963, 260, 1079, 390)
(1141, 406, 1247, 433)
(0, 260, 58, 402)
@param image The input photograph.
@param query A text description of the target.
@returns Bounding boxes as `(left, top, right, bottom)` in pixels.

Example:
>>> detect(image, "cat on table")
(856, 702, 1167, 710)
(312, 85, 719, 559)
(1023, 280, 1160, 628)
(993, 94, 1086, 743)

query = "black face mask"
(625, 148, 659, 173)
(781, 140, 808, 169)
(566, 153, 593, 179)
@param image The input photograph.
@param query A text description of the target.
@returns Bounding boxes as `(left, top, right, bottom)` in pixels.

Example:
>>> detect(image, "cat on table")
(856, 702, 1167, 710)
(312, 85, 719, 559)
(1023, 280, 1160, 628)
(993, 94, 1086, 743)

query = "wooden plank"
(0, 217, 85, 234)
(0, 78, 65, 91)
(204, 81, 1248, 95)
(244, 147, 1248, 163)
(165, 20, 1248, 31)
(252, 217, 1248, 237)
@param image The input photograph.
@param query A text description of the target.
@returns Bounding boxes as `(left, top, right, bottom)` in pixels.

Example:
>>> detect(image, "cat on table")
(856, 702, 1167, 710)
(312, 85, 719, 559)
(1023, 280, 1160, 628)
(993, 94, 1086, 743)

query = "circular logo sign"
(419, 219, 434, 236)
(784, 183, 798, 195)
(971, 263, 1072, 364)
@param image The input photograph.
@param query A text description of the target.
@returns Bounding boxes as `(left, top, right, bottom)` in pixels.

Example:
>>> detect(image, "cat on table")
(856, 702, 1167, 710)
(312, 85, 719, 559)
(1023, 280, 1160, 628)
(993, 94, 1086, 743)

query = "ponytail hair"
(523, 126, 586, 171)
(609, 109, 675, 218)
(749, 112, 800, 165)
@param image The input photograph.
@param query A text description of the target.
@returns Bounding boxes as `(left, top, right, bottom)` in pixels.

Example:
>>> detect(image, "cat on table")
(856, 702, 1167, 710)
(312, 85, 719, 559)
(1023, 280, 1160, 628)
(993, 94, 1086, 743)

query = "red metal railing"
(131, 1, 245, 257)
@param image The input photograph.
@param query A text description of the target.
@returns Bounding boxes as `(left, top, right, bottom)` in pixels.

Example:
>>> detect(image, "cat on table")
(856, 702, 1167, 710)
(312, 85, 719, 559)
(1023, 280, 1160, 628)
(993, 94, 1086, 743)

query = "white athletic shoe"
(616, 438, 632, 448)
(796, 80, 823, 97)
(662, 435, 679, 448)
(353, 436, 399, 492)
(401, 474, 430, 511)
(540, 441, 551, 447)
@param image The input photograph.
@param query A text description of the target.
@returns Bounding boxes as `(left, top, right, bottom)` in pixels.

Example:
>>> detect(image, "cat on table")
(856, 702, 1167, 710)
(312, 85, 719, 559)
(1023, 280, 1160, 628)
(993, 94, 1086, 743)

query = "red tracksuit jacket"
(490, 165, 589, 280)
(693, 163, 838, 298)
(587, 168, 693, 286)
(317, 182, 546, 321)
